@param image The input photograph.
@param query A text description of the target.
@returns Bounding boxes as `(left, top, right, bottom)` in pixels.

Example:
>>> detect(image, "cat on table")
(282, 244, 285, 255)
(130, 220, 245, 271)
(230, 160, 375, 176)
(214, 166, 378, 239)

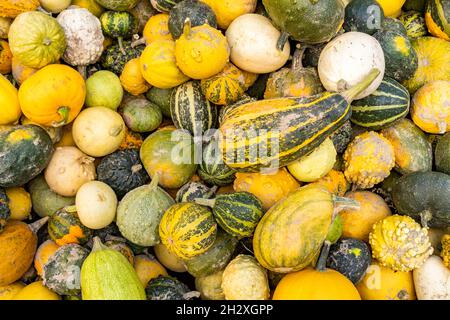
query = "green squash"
(48, 206, 93, 246)
(151, 0, 183, 12)
(28, 175, 75, 218)
(350, 77, 410, 129)
(81, 237, 146, 300)
(0, 187, 10, 232)
(168, 0, 217, 39)
(100, 11, 139, 52)
(381, 17, 408, 35)
(146, 87, 173, 118)
(262, 0, 345, 45)
(381, 118, 432, 175)
(175, 181, 216, 203)
(329, 121, 353, 154)
(373, 30, 418, 82)
(95, 0, 140, 11)
(101, 40, 145, 75)
(146, 275, 196, 300)
(183, 230, 238, 277)
(344, 0, 384, 35)
(85, 70, 124, 111)
(42, 244, 89, 295)
(195, 192, 264, 238)
(399, 10, 428, 38)
(435, 132, 450, 175)
(0, 125, 53, 188)
(116, 176, 175, 247)
(392, 171, 450, 228)
(403, 0, 427, 12)
(121, 97, 162, 133)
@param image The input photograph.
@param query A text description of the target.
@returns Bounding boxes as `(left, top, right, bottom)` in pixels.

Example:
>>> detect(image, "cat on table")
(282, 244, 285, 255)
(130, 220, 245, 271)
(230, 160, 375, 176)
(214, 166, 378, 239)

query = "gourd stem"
(77, 65, 87, 79)
(316, 241, 331, 272)
(149, 174, 160, 190)
(194, 197, 216, 208)
(131, 37, 146, 48)
(92, 236, 108, 252)
(183, 291, 201, 300)
(28, 216, 49, 234)
(341, 68, 380, 103)
(183, 18, 192, 40)
(291, 44, 308, 71)
(53, 106, 70, 127)
(420, 210, 432, 228)
(118, 37, 126, 55)
(333, 196, 360, 212)
(276, 32, 290, 51)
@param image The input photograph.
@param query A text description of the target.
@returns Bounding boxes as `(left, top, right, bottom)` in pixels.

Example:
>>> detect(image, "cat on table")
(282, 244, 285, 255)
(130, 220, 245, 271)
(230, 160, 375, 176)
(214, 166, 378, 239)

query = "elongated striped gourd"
(425, 0, 450, 41)
(195, 192, 264, 238)
(219, 69, 381, 172)
(350, 77, 410, 129)
(170, 81, 217, 137)
(159, 202, 217, 260)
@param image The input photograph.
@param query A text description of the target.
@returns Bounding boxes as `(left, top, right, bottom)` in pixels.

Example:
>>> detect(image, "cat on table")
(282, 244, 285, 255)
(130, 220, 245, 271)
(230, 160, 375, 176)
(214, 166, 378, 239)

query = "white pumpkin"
(72, 107, 126, 157)
(287, 138, 337, 182)
(318, 32, 385, 99)
(225, 14, 290, 74)
(76, 181, 118, 229)
(413, 256, 450, 300)
(40, 0, 72, 13)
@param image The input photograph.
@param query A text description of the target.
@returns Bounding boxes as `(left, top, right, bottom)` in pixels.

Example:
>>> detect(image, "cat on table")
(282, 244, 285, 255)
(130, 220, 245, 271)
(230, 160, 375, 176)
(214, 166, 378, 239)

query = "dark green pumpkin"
(121, 97, 162, 133)
(101, 40, 145, 75)
(426, 0, 450, 40)
(195, 192, 264, 238)
(183, 230, 238, 277)
(350, 77, 410, 129)
(95, 0, 140, 11)
(48, 206, 93, 246)
(381, 17, 408, 35)
(175, 181, 216, 203)
(93, 223, 122, 243)
(343, 0, 384, 35)
(373, 30, 418, 82)
(42, 244, 89, 295)
(0, 188, 10, 232)
(0, 125, 53, 188)
(168, 0, 217, 39)
(146, 87, 173, 118)
(246, 73, 270, 100)
(146, 276, 196, 300)
(326, 238, 371, 284)
(435, 132, 450, 175)
(399, 10, 428, 38)
(329, 121, 352, 154)
(97, 149, 150, 199)
(403, 0, 427, 12)
(100, 11, 139, 40)
(392, 171, 450, 228)
(151, 0, 183, 12)
(262, 0, 345, 45)
(198, 137, 236, 187)
(170, 81, 217, 138)
(104, 238, 135, 265)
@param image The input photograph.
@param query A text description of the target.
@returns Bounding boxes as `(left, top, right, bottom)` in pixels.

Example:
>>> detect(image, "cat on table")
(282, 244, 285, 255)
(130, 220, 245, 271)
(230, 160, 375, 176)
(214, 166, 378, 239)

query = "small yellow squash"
(0, 282, 25, 300)
(120, 58, 151, 96)
(142, 13, 172, 43)
(13, 281, 60, 300)
(0, 40, 12, 74)
(201, 0, 257, 30)
(0, 73, 20, 125)
(5, 187, 31, 221)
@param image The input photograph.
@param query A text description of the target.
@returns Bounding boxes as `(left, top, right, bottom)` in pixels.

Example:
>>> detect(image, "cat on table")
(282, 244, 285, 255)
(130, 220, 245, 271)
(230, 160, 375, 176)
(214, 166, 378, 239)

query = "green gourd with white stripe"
(350, 77, 410, 130)
(100, 11, 138, 53)
(170, 81, 217, 138)
(195, 192, 264, 238)
(198, 137, 236, 186)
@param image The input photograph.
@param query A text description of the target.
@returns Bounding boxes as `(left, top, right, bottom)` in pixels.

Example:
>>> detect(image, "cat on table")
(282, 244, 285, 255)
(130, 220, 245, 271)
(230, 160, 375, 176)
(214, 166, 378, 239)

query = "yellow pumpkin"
(143, 14, 172, 44)
(376, 0, 406, 17)
(233, 168, 300, 210)
(411, 80, 450, 134)
(18, 64, 86, 127)
(0, 282, 25, 300)
(175, 21, 230, 80)
(273, 268, 361, 300)
(154, 243, 187, 273)
(34, 239, 59, 276)
(5, 187, 31, 221)
(339, 191, 392, 242)
(120, 58, 151, 96)
(54, 123, 75, 148)
(118, 127, 143, 150)
(0, 0, 40, 18)
(313, 169, 350, 197)
(134, 254, 168, 288)
(357, 260, 416, 300)
(0, 73, 20, 125)
(13, 281, 60, 300)
(11, 56, 37, 85)
(140, 40, 189, 89)
(71, 0, 104, 17)
(0, 40, 12, 74)
(201, 0, 257, 29)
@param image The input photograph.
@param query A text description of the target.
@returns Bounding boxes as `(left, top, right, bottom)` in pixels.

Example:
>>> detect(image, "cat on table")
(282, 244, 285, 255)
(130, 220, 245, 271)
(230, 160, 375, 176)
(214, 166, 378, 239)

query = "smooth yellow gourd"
(5, 187, 31, 221)
(13, 281, 60, 300)
(0, 282, 25, 300)
(142, 14, 172, 43)
(376, 0, 406, 17)
(0, 73, 20, 125)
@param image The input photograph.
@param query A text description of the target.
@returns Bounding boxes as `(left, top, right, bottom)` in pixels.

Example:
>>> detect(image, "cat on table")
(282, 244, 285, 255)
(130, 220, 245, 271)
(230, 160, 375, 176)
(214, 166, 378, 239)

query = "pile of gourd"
(0, 0, 449, 301)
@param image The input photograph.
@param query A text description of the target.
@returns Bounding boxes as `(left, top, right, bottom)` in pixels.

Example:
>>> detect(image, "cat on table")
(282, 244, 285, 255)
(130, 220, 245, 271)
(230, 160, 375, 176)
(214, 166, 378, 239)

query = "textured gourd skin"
(8, 12, 66, 69)
(42, 244, 89, 295)
(314, 170, 349, 197)
(442, 235, 450, 268)
(0, 125, 53, 188)
(120, 58, 151, 96)
(0, 40, 12, 74)
(34, 240, 59, 276)
(381, 17, 408, 35)
(426, 0, 450, 40)
(0, 187, 10, 231)
(175, 181, 215, 203)
(95, 0, 140, 11)
(146, 276, 191, 300)
(195, 270, 225, 300)
(104, 240, 134, 265)
(48, 207, 93, 246)
(399, 11, 428, 38)
(116, 180, 175, 246)
(381, 118, 432, 174)
(81, 239, 146, 300)
(100, 11, 138, 40)
(369, 215, 433, 272)
(413, 255, 450, 300)
(0, 0, 39, 18)
(343, 131, 395, 189)
(221, 255, 269, 300)
(329, 121, 352, 153)
(101, 40, 145, 75)
(392, 171, 450, 228)
(253, 184, 335, 273)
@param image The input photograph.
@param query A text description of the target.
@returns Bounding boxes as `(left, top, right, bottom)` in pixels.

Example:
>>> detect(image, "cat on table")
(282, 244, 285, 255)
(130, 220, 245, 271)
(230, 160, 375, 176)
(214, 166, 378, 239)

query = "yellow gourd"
(376, 0, 406, 17)
(0, 40, 12, 74)
(71, 0, 104, 17)
(5, 187, 31, 221)
(442, 235, 450, 269)
(13, 281, 60, 300)
(0, 282, 25, 300)
(0, 73, 20, 125)
(142, 14, 172, 43)
(11, 56, 37, 85)
(134, 254, 168, 287)
(120, 58, 151, 96)
(54, 123, 75, 148)
(34, 239, 59, 276)
(201, 0, 257, 29)
(313, 170, 350, 197)
(175, 20, 230, 80)
(139, 40, 189, 89)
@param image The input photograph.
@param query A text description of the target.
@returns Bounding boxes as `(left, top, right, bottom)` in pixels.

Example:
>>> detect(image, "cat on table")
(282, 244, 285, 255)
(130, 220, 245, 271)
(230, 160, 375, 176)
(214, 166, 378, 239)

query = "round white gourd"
(318, 32, 385, 99)
(225, 14, 290, 74)
(413, 256, 450, 300)
(76, 181, 118, 229)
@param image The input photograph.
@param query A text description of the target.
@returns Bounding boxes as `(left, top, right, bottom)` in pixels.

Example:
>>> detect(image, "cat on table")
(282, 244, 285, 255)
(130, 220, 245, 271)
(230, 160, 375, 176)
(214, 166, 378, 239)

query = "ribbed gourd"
(343, 131, 395, 189)
(369, 215, 433, 272)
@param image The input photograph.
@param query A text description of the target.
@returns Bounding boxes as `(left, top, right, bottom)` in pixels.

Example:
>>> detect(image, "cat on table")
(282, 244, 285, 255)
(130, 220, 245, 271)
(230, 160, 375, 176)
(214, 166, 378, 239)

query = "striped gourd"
(426, 0, 450, 40)
(151, 0, 182, 12)
(100, 11, 138, 52)
(218, 95, 256, 125)
(198, 137, 236, 186)
(159, 202, 217, 260)
(350, 77, 410, 129)
(399, 11, 428, 38)
(170, 81, 217, 138)
(48, 206, 93, 246)
(175, 181, 217, 203)
(219, 69, 381, 172)
(0, 0, 39, 18)
(195, 192, 264, 238)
